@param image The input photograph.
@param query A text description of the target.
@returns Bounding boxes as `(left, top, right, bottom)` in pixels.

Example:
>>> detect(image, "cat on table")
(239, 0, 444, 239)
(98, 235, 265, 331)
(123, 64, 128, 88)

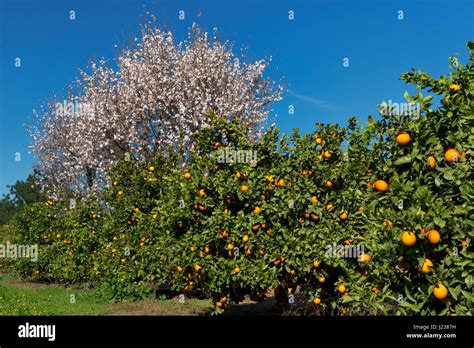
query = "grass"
(0, 274, 211, 316)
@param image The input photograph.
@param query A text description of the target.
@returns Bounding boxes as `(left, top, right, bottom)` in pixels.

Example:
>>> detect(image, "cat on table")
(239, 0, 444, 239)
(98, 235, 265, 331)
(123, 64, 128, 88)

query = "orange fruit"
(359, 253, 371, 263)
(266, 228, 272, 235)
(260, 223, 267, 229)
(318, 277, 326, 283)
(276, 179, 286, 187)
(216, 301, 223, 308)
(339, 212, 348, 220)
(177, 266, 183, 273)
(183, 172, 192, 180)
(194, 264, 202, 272)
(338, 284, 346, 294)
(448, 83, 461, 91)
(326, 203, 334, 210)
(117, 190, 123, 196)
(428, 156, 436, 170)
(253, 206, 262, 215)
(149, 166, 155, 171)
(258, 249, 265, 256)
(204, 246, 211, 254)
(374, 180, 388, 192)
(303, 212, 310, 219)
(312, 260, 320, 268)
(420, 259, 433, 274)
(251, 224, 259, 232)
(245, 248, 252, 256)
(313, 297, 321, 305)
(289, 269, 296, 276)
(445, 149, 460, 163)
(234, 267, 241, 273)
(325, 180, 333, 187)
(323, 150, 331, 158)
(426, 230, 440, 244)
(113, 181, 118, 186)
(310, 196, 319, 204)
(401, 231, 417, 246)
(214, 141, 222, 148)
(227, 243, 234, 250)
(433, 283, 448, 299)
(242, 235, 249, 243)
(311, 213, 320, 221)
(395, 132, 411, 145)
(315, 137, 323, 145)
(199, 189, 206, 197)
(240, 185, 249, 192)
(371, 287, 378, 293)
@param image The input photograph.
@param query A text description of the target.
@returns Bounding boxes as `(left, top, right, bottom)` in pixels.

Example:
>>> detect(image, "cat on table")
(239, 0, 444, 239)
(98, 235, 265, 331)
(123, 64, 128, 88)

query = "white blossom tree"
(28, 21, 283, 197)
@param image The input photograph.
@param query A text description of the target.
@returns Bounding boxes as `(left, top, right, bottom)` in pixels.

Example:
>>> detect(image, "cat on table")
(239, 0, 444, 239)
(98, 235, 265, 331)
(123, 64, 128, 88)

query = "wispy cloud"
(287, 90, 336, 111)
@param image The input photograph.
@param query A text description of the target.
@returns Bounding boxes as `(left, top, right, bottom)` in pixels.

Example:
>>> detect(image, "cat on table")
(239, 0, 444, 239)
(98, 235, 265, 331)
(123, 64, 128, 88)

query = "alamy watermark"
(325, 243, 365, 259)
(0, 243, 38, 261)
(379, 100, 421, 118)
(215, 149, 258, 167)
(55, 100, 92, 117)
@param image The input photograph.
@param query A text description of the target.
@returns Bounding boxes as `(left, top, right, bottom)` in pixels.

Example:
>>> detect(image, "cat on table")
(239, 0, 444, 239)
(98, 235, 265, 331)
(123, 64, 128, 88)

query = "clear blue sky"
(0, 0, 473, 195)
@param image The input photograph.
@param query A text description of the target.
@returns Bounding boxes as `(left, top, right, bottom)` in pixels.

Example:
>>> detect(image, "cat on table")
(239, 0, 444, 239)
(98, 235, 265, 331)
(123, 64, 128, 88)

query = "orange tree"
(5, 42, 473, 315)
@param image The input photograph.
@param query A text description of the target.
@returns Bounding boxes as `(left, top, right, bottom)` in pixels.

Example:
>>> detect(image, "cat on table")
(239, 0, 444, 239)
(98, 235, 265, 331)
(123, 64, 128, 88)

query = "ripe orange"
(227, 243, 234, 250)
(214, 141, 222, 148)
(338, 284, 346, 294)
(359, 253, 371, 263)
(276, 179, 286, 187)
(428, 156, 436, 170)
(310, 196, 319, 204)
(326, 203, 334, 210)
(216, 301, 223, 308)
(177, 266, 183, 273)
(401, 231, 417, 246)
(303, 212, 311, 219)
(260, 223, 267, 229)
(311, 213, 320, 221)
(445, 149, 460, 163)
(433, 283, 448, 299)
(323, 150, 331, 158)
(448, 83, 461, 91)
(183, 172, 192, 180)
(420, 259, 433, 274)
(240, 184, 249, 192)
(117, 190, 123, 196)
(374, 180, 388, 192)
(426, 230, 440, 244)
(266, 228, 272, 235)
(325, 180, 333, 187)
(253, 206, 262, 215)
(242, 235, 249, 243)
(289, 269, 296, 276)
(318, 277, 326, 283)
(199, 189, 206, 197)
(313, 297, 321, 305)
(113, 181, 118, 186)
(258, 249, 265, 256)
(251, 224, 259, 232)
(194, 264, 202, 272)
(396, 132, 411, 145)
(234, 266, 241, 273)
(315, 137, 323, 145)
(245, 248, 252, 256)
(149, 166, 155, 172)
(204, 246, 211, 254)
(339, 212, 348, 220)
(313, 260, 320, 268)
(371, 287, 378, 293)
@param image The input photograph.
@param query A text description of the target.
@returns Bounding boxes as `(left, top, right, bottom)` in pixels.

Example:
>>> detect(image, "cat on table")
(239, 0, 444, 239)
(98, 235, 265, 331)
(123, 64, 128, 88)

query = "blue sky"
(0, 0, 473, 195)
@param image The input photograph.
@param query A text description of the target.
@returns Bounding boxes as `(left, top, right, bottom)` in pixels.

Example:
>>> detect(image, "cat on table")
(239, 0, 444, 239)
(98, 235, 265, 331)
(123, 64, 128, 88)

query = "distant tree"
(0, 173, 44, 225)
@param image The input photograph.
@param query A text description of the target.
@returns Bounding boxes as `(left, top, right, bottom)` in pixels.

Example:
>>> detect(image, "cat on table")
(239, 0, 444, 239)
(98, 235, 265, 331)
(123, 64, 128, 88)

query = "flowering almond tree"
(28, 21, 283, 197)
